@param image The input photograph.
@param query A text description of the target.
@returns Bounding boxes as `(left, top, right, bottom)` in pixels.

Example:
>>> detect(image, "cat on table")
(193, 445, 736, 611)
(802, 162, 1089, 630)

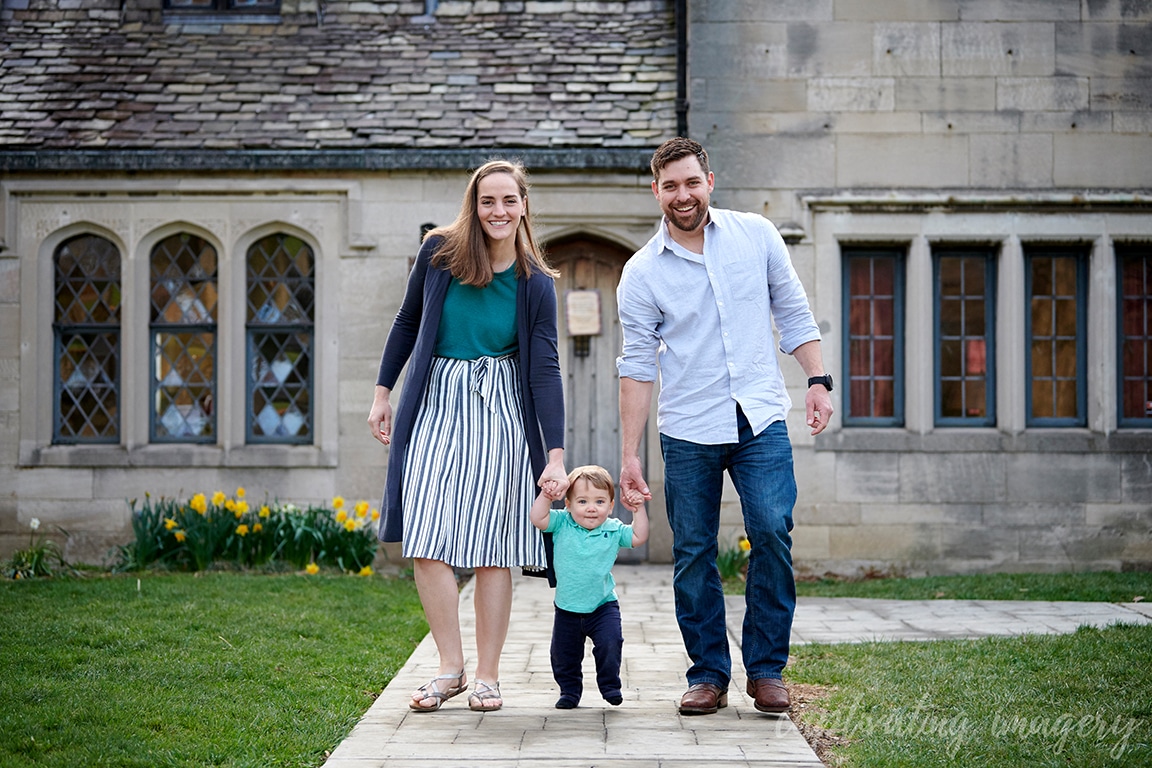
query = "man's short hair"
(650, 137, 710, 181)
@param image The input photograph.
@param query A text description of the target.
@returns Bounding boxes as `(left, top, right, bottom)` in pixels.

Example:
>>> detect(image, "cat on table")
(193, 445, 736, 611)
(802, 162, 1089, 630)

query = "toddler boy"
(531, 465, 649, 708)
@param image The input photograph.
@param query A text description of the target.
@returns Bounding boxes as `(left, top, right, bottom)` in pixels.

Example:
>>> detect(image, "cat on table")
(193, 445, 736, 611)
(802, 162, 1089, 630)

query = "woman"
(368, 159, 568, 712)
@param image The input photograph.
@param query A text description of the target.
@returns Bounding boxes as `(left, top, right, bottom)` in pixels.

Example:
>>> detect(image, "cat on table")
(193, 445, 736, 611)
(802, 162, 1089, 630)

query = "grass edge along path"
(0, 572, 427, 768)
(786, 623, 1152, 767)
(723, 569, 1151, 602)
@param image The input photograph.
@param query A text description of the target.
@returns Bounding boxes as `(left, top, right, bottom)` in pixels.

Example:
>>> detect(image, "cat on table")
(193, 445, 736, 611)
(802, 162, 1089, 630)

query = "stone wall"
(691, 0, 1152, 575)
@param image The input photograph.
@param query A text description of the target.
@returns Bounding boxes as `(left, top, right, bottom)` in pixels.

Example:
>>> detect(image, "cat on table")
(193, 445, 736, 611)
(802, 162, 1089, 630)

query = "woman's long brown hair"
(426, 159, 558, 286)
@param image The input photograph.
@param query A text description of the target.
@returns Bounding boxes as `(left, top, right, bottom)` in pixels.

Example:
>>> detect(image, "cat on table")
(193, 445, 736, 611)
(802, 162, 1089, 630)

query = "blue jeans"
(660, 413, 797, 689)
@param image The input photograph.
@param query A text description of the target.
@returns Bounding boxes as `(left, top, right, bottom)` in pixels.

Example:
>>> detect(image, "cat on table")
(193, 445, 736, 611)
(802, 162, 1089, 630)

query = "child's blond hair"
(566, 465, 615, 504)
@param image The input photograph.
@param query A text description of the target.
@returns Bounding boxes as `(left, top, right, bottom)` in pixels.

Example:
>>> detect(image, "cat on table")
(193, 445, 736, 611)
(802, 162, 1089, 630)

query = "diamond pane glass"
(56, 331, 120, 442)
(150, 233, 217, 442)
(151, 233, 218, 324)
(153, 331, 216, 440)
(53, 235, 121, 443)
(247, 234, 315, 324)
(247, 233, 314, 443)
(249, 331, 313, 440)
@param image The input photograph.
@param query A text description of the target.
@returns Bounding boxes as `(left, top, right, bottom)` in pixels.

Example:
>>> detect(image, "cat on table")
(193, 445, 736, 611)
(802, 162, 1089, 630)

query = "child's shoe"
(555, 694, 579, 709)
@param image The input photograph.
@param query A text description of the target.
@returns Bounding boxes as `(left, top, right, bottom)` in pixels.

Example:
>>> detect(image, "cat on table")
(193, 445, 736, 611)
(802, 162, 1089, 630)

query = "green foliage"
(113, 490, 382, 575)
(0, 572, 426, 768)
(2, 519, 69, 580)
(717, 534, 750, 581)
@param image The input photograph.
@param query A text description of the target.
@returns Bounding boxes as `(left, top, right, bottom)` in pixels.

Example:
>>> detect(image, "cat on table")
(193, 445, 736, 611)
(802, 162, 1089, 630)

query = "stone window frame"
(15, 187, 344, 470)
(803, 192, 1152, 447)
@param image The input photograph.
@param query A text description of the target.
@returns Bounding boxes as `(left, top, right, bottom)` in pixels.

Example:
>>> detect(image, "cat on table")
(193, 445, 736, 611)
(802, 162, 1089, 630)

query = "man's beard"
(666, 203, 707, 233)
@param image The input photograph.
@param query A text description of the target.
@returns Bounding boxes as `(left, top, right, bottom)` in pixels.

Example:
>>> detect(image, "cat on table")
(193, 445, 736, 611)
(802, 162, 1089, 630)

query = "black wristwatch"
(808, 374, 834, 392)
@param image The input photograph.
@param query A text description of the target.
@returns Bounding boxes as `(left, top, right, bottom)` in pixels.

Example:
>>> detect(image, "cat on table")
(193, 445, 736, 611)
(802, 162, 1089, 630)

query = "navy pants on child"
(550, 600, 623, 707)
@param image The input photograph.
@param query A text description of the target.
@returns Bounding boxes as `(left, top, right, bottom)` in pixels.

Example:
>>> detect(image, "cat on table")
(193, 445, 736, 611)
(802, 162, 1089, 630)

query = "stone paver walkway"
(323, 564, 1152, 768)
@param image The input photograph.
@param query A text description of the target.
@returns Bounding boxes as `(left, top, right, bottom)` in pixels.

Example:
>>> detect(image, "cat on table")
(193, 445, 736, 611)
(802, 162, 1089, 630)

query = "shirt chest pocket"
(723, 261, 766, 303)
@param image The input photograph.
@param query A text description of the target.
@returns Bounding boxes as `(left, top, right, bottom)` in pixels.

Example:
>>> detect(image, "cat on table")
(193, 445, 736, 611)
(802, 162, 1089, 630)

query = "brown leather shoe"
(747, 677, 790, 713)
(679, 682, 728, 715)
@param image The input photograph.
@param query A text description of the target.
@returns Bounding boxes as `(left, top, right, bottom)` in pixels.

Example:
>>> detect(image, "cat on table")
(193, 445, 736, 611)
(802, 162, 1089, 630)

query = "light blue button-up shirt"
(616, 207, 821, 444)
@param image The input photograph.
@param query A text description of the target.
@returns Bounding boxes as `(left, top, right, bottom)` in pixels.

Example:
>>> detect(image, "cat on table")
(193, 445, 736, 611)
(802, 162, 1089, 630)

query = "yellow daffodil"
(739, 537, 751, 552)
(305, 562, 319, 575)
(343, 519, 357, 532)
(335, 510, 348, 523)
(225, 499, 237, 513)
(174, 530, 187, 542)
(164, 518, 178, 531)
(252, 522, 263, 533)
(354, 500, 370, 518)
(190, 493, 208, 515)
(358, 565, 373, 577)
(332, 496, 345, 510)
(236, 487, 246, 498)
(211, 491, 226, 506)
(236, 501, 249, 515)
(236, 524, 249, 537)
(370, 508, 380, 521)
(259, 505, 271, 518)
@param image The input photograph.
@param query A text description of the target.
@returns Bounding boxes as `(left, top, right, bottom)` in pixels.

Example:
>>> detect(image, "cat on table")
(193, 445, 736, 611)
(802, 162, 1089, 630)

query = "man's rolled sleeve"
(766, 240, 821, 355)
(615, 265, 662, 382)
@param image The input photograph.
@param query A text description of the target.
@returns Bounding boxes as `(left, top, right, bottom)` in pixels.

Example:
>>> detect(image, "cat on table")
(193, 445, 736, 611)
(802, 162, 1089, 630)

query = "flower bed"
(116, 488, 381, 575)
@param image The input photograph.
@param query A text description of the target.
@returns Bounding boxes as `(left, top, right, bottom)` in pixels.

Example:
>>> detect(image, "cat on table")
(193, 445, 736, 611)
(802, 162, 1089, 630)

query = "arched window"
(53, 234, 121, 443)
(246, 233, 314, 443)
(150, 233, 217, 442)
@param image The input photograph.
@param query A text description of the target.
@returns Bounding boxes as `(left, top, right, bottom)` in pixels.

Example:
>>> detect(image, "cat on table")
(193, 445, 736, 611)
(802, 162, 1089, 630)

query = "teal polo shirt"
(545, 509, 634, 613)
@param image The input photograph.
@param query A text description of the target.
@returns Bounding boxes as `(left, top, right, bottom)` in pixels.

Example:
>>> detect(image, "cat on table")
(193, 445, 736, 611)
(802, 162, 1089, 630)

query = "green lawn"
(788, 624, 1152, 767)
(794, 570, 1151, 602)
(723, 569, 1151, 601)
(4, 569, 1150, 767)
(0, 572, 426, 768)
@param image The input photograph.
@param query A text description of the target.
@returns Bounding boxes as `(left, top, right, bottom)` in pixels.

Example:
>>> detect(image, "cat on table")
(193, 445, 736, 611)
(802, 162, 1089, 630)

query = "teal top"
(545, 509, 634, 613)
(434, 265, 518, 359)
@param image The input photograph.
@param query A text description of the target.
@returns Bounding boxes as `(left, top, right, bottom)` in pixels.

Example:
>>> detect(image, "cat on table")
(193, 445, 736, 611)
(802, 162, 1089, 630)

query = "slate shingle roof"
(0, 0, 677, 151)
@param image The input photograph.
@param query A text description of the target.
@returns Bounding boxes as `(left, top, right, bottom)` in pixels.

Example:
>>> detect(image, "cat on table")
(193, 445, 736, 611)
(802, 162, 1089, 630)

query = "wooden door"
(548, 236, 646, 561)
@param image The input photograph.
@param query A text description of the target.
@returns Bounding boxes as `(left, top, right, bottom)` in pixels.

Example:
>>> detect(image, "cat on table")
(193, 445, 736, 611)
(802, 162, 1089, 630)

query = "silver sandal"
(468, 679, 503, 711)
(409, 670, 467, 712)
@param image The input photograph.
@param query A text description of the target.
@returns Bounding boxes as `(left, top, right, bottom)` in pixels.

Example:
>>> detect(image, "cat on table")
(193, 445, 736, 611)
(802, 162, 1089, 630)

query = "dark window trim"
(163, 0, 280, 11)
(1024, 244, 1088, 428)
(244, 233, 316, 445)
(52, 234, 122, 445)
(933, 246, 997, 427)
(841, 246, 905, 427)
(1116, 242, 1152, 429)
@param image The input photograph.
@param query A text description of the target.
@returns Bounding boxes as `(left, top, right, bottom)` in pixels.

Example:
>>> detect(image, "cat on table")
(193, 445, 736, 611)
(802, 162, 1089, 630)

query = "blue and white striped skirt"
(401, 354, 546, 569)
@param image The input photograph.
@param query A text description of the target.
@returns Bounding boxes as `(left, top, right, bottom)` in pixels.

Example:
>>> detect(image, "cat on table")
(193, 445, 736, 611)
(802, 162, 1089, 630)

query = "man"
(616, 137, 832, 716)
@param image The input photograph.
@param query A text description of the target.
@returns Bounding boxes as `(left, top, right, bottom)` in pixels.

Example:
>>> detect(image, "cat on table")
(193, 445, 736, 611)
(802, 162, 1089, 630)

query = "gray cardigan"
(375, 236, 565, 544)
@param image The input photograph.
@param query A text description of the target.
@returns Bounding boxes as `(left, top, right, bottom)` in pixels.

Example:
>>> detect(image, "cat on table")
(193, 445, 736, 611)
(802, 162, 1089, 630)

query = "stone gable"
(0, 0, 676, 149)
